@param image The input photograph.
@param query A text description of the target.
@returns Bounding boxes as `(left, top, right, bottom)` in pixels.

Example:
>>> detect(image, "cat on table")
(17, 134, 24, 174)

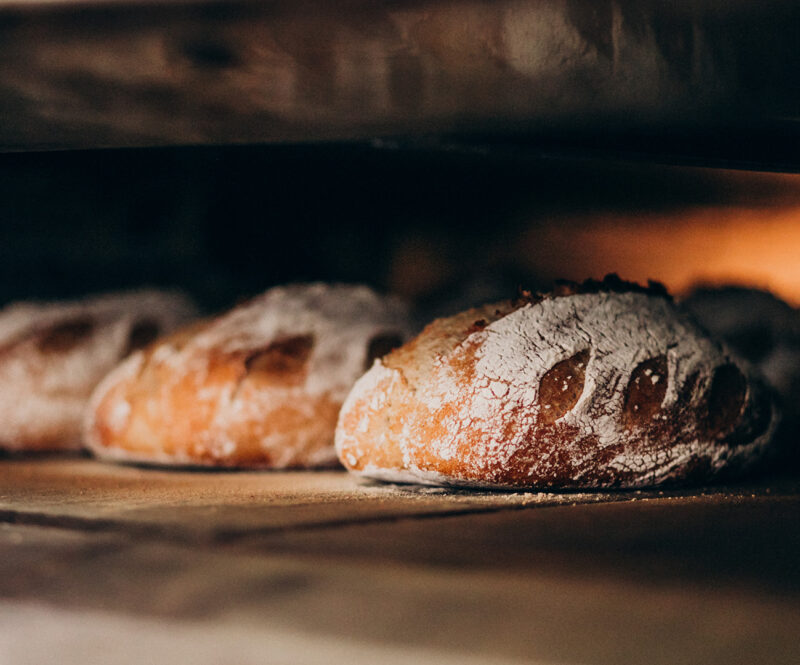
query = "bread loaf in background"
(85, 283, 411, 468)
(0, 290, 197, 451)
(682, 286, 800, 411)
(336, 276, 778, 489)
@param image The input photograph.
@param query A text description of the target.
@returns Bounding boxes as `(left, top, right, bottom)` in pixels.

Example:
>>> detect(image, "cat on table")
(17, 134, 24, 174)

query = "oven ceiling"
(0, 0, 797, 167)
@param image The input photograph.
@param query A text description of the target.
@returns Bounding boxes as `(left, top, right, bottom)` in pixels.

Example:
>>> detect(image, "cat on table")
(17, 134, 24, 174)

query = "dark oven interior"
(3, 143, 800, 313)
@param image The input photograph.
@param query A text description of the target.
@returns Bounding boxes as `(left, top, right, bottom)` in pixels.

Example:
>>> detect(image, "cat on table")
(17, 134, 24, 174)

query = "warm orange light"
(521, 205, 800, 306)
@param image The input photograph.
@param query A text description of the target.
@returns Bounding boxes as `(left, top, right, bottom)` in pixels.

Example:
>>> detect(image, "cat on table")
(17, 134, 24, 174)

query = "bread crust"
(0, 291, 197, 451)
(336, 278, 778, 489)
(84, 284, 410, 468)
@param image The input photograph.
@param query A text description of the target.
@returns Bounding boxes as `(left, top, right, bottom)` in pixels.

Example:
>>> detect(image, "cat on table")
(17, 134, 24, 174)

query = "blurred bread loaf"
(0, 290, 197, 451)
(85, 283, 411, 468)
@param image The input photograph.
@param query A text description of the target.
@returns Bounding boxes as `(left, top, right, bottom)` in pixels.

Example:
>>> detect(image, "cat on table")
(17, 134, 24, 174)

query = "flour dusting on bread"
(336, 277, 778, 488)
(86, 283, 411, 468)
(0, 290, 197, 451)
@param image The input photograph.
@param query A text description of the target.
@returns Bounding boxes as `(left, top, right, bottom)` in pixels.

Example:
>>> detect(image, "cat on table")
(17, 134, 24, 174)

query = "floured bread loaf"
(336, 275, 778, 489)
(682, 286, 800, 415)
(0, 290, 197, 451)
(85, 284, 411, 468)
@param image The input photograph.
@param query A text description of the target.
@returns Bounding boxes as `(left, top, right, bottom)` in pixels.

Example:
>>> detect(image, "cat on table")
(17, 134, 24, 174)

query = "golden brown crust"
(85, 284, 410, 468)
(90, 354, 343, 467)
(382, 300, 518, 386)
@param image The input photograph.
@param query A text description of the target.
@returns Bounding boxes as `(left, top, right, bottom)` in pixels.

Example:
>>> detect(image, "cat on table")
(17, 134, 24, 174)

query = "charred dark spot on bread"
(462, 318, 490, 337)
(704, 363, 747, 438)
(125, 319, 161, 355)
(244, 334, 314, 385)
(36, 317, 95, 353)
(623, 355, 668, 427)
(515, 274, 671, 307)
(364, 333, 404, 370)
(554, 273, 670, 299)
(538, 349, 590, 425)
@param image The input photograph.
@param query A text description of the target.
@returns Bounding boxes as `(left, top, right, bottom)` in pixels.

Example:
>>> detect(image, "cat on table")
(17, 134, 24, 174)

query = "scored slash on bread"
(335, 275, 779, 489)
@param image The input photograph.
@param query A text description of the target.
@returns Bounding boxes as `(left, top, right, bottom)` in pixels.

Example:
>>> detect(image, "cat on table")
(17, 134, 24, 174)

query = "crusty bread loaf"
(85, 283, 411, 468)
(0, 290, 197, 451)
(682, 286, 800, 413)
(335, 276, 778, 489)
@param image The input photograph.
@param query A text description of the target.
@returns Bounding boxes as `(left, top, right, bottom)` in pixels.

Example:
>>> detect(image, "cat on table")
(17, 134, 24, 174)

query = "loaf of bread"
(85, 283, 411, 468)
(0, 290, 197, 451)
(682, 286, 800, 413)
(336, 276, 778, 488)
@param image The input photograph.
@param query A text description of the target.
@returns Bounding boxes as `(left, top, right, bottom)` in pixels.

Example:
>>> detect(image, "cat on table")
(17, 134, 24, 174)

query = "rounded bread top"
(0, 290, 196, 350)
(144, 283, 411, 403)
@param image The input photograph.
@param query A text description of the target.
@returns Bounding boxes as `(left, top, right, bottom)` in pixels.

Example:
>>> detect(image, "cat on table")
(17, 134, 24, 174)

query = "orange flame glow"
(521, 205, 800, 305)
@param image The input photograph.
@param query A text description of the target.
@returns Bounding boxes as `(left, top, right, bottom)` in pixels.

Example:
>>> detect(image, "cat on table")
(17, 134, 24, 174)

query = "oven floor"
(0, 457, 798, 664)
